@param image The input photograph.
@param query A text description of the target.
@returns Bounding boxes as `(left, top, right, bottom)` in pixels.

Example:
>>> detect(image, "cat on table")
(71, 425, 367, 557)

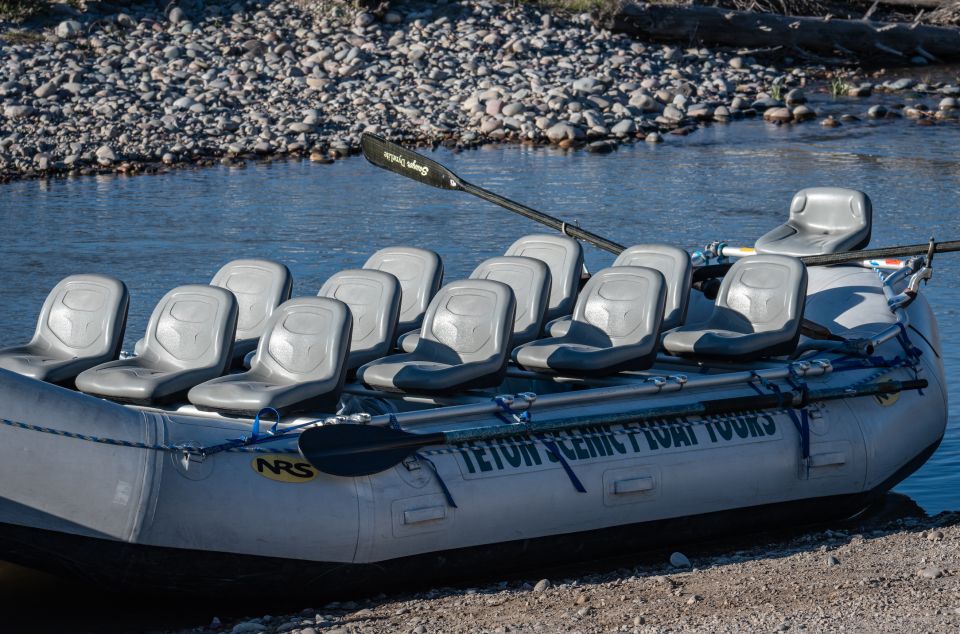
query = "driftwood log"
(871, 0, 947, 8)
(602, 2, 960, 65)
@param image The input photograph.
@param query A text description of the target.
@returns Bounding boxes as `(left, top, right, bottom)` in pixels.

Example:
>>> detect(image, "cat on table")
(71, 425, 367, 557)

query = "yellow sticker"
(251, 454, 318, 483)
(874, 379, 901, 408)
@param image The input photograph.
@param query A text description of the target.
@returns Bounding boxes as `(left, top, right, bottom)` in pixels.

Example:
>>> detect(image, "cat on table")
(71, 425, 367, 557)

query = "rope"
(0, 417, 287, 456)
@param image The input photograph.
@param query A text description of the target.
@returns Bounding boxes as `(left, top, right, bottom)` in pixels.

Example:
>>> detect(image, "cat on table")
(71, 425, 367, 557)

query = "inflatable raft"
(0, 183, 950, 595)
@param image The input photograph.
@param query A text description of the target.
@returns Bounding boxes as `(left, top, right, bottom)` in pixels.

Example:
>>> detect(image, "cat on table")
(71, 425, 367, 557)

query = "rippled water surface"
(0, 105, 959, 628)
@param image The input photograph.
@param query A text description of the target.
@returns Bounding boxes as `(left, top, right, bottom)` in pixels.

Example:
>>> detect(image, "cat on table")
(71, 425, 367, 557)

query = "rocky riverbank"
(165, 506, 960, 634)
(2, 0, 958, 184)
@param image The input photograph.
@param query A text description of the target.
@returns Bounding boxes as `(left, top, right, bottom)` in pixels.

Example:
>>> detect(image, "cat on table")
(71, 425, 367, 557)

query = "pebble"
(827, 555, 840, 566)
(938, 99, 957, 111)
(611, 119, 636, 137)
(792, 105, 816, 122)
(3, 105, 36, 119)
(785, 88, 806, 105)
(55, 20, 81, 39)
(645, 131, 663, 144)
(821, 115, 841, 128)
(546, 122, 583, 143)
(868, 105, 888, 119)
(887, 78, 916, 91)
(917, 566, 944, 579)
(533, 579, 551, 593)
(95, 145, 116, 166)
(763, 107, 793, 123)
(670, 552, 691, 568)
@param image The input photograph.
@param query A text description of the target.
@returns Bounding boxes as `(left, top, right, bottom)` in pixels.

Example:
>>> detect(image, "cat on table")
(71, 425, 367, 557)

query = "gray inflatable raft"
(0, 262, 948, 596)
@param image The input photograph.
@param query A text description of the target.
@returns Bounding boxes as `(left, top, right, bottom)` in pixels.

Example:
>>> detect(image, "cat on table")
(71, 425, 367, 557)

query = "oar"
(360, 133, 626, 255)
(714, 240, 960, 267)
(299, 378, 927, 477)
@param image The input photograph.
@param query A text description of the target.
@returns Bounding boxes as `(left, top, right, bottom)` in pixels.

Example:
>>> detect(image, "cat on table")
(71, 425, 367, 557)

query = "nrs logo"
(251, 454, 318, 483)
(874, 379, 901, 408)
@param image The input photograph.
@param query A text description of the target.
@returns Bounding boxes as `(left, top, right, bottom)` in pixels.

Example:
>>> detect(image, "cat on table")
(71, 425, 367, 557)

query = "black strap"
(493, 397, 586, 494)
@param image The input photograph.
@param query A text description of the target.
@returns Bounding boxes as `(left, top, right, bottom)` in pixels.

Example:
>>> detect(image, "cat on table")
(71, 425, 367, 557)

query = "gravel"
(158, 510, 959, 634)
(1, 0, 952, 184)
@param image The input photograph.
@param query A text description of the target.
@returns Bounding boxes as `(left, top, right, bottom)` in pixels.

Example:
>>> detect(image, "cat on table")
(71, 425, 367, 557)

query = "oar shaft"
(360, 133, 625, 256)
(800, 240, 960, 267)
(442, 378, 926, 446)
(459, 182, 625, 255)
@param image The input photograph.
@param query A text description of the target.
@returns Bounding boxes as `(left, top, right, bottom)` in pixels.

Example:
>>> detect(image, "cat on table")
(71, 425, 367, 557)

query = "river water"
(0, 97, 958, 628)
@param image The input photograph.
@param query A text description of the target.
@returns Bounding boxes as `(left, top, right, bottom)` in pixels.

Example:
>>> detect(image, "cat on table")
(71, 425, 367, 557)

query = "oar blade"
(298, 423, 432, 477)
(360, 133, 462, 191)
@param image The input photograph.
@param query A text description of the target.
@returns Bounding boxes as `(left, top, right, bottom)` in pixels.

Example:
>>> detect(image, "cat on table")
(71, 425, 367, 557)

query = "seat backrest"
(210, 258, 293, 345)
(31, 274, 129, 360)
(504, 234, 583, 322)
(140, 285, 238, 373)
(470, 256, 551, 346)
(318, 269, 401, 368)
(568, 267, 666, 347)
(417, 279, 516, 365)
(715, 255, 807, 334)
(251, 297, 352, 386)
(613, 244, 692, 330)
(788, 187, 872, 235)
(363, 246, 443, 334)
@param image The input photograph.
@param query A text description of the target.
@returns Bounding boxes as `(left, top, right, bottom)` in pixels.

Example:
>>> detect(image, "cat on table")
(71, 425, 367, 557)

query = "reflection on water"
(0, 103, 958, 622)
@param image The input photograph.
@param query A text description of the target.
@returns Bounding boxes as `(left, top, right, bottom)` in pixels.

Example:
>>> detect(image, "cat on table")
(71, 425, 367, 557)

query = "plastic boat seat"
(318, 269, 400, 370)
(76, 285, 238, 404)
(504, 234, 583, 322)
(398, 256, 551, 353)
(513, 266, 666, 376)
(363, 246, 443, 336)
(0, 275, 129, 385)
(357, 279, 516, 394)
(211, 258, 293, 364)
(754, 188, 872, 257)
(662, 255, 807, 359)
(548, 244, 692, 337)
(188, 297, 352, 416)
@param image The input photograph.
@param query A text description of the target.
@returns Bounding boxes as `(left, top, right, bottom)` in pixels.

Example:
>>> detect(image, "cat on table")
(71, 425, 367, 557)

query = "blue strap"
(415, 451, 458, 508)
(751, 374, 809, 462)
(388, 412, 402, 431)
(769, 381, 810, 461)
(493, 396, 586, 494)
(895, 322, 923, 363)
(535, 433, 587, 493)
(494, 396, 530, 423)
(250, 407, 281, 440)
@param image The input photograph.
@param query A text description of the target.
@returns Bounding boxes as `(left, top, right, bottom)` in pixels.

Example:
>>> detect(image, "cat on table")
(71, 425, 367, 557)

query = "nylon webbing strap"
(414, 451, 458, 508)
(748, 373, 810, 463)
(494, 396, 586, 493)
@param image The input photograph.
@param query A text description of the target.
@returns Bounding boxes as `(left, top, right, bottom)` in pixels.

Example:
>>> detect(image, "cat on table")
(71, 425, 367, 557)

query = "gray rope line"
(0, 417, 289, 455)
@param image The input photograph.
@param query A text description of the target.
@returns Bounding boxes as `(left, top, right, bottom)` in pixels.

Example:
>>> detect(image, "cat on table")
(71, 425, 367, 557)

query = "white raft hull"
(0, 267, 948, 594)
